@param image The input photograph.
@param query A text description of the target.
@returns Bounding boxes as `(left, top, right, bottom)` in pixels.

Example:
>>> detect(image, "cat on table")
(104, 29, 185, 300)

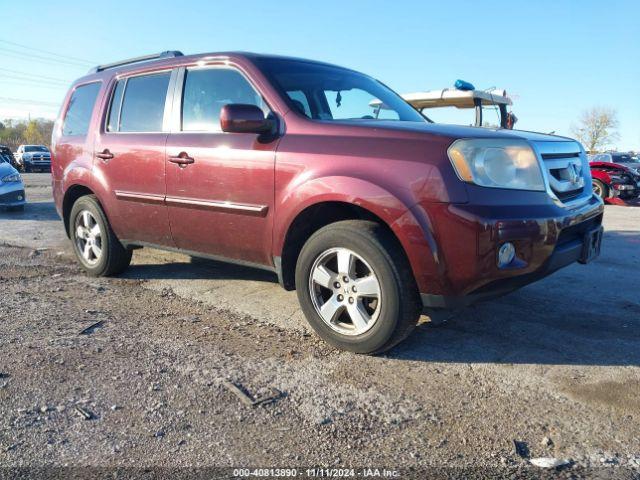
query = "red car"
(51, 51, 604, 353)
(588, 154, 640, 200)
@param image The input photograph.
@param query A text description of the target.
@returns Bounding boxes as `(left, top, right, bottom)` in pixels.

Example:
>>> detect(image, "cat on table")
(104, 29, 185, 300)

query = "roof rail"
(87, 51, 184, 74)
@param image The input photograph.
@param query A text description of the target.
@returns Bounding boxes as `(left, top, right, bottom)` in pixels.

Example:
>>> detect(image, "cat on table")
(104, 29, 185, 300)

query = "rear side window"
(63, 82, 101, 136)
(181, 68, 268, 131)
(108, 72, 170, 133)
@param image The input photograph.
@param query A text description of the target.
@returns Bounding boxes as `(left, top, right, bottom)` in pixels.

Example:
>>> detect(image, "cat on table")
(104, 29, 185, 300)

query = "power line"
(0, 80, 65, 90)
(0, 96, 60, 107)
(0, 67, 70, 83)
(0, 38, 96, 65)
(0, 73, 68, 87)
(0, 47, 92, 68)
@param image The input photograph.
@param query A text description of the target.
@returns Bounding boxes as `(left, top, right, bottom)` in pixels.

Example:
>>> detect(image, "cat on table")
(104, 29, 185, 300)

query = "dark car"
(51, 51, 604, 354)
(0, 145, 16, 168)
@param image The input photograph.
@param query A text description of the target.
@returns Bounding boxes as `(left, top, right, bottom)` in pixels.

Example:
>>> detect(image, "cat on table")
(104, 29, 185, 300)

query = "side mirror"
(506, 112, 518, 130)
(220, 104, 274, 134)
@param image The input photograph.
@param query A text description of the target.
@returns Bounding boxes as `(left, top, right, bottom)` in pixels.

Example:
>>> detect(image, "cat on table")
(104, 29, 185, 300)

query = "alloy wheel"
(74, 210, 102, 266)
(308, 247, 381, 336)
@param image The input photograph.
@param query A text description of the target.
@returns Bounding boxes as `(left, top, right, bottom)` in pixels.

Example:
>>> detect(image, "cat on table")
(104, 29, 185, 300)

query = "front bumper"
(0, 184, 26, 206)
(417, 192, 604, 309)
(24, 160, 51, 170)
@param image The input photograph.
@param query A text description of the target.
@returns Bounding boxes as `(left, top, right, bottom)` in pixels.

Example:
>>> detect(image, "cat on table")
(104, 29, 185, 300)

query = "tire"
(592, 179, 608, 199)
(69, 195, 132, 276)
(295, 220, 421, 354)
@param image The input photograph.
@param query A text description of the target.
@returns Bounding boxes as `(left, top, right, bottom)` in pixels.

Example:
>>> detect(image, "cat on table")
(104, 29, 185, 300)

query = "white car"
(15, 144, 51, 172)
(0, 154, 26, 211)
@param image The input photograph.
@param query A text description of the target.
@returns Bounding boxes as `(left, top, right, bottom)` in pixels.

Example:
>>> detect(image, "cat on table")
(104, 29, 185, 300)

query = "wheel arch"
(274, 177, 435, 292)
(62, 184, 105, 237)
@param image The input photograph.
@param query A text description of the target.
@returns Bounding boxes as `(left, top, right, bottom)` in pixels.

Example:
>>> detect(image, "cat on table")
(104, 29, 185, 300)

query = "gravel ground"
(0, 174, 639, 479)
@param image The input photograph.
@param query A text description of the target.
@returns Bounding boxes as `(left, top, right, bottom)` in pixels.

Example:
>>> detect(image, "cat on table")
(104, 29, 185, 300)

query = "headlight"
(448, 139, 545, 191)
(1, 173, 21, 183)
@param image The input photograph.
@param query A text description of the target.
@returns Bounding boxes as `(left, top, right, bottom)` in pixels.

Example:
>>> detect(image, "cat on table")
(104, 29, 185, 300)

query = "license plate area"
(579, 226, 603, 264)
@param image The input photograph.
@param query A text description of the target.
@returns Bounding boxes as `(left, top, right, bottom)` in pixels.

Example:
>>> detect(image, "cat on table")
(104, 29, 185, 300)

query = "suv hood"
(339, 120, 577, 144)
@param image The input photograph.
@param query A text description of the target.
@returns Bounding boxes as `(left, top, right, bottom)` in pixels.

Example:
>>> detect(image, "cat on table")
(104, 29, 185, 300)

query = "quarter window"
(181, 68, 268, 131)
(62, 82, 101, 136)
(107, 72, 171, 133)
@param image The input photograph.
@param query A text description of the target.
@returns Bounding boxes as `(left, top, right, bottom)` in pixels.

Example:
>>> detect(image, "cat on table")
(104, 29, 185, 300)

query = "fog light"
(497, 242, 516, 268)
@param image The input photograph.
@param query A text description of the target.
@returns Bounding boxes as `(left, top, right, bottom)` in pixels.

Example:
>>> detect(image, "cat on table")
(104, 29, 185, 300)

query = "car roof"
(75, 51, 356, 85)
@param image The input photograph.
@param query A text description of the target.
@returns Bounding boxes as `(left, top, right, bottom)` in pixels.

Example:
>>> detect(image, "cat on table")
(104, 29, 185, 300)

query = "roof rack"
(88, 51, 184, 74)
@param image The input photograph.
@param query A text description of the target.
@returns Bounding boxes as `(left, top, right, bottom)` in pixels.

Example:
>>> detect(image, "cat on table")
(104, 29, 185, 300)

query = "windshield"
(24, 145, 49, 152)
(256, 59, 425, 123)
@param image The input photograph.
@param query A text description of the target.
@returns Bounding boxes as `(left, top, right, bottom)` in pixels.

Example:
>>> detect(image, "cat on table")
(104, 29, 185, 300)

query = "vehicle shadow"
(122, 256, 280, 284)
(0, 201, 60, 221)
(389, 230, 640, 366)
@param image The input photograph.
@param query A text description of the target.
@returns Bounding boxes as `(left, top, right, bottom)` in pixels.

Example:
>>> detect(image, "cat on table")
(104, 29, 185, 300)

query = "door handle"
(168, 152, 195, 167)
(96, 149, 114, 161)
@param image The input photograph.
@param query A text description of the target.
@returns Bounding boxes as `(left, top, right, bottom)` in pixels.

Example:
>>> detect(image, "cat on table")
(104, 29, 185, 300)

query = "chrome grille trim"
(531, 141, 592, 207)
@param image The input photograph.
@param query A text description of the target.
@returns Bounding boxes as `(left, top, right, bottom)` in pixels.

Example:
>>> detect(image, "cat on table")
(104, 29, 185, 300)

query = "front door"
(165, 66, 277, 265)
(93, 70, 173, 246)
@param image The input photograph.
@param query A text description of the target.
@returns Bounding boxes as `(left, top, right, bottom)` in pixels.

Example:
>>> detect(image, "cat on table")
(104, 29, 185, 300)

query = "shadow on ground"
(0, 201, 60, 221)
(123, 256, 279, 284)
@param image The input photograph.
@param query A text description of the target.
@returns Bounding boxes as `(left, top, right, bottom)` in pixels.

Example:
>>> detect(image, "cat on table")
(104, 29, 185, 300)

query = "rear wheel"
(69, 195, 132, 276)
(592, 179, 608, 199)
(295, 220, 421, 354)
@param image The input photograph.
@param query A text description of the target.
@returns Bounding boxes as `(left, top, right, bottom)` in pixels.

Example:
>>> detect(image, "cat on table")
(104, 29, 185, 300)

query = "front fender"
(274, 176, 441, 293)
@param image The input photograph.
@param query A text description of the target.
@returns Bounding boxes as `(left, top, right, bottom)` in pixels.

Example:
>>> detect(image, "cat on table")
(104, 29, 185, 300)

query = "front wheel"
(69, 195, 132, 276)
(592, 179, 608, 199)
(295, 220, 421, 354)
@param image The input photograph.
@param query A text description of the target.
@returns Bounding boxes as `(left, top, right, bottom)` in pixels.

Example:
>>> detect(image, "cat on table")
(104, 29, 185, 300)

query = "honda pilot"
(52, 51, 604, 353)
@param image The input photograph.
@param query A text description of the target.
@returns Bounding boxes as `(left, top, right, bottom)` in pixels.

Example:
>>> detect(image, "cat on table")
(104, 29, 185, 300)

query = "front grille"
(535, 142, 587, 204)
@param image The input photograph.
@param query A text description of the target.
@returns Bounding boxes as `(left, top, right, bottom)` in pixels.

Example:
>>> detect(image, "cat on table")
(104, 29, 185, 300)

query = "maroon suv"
(52, 51, 604, 353)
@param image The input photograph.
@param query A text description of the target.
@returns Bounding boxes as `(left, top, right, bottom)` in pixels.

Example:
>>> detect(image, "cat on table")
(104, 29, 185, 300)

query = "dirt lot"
(1, 174, 639, 478)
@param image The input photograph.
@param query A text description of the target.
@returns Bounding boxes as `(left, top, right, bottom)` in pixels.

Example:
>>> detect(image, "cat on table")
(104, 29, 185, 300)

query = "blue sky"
(1, 0, 638, 149)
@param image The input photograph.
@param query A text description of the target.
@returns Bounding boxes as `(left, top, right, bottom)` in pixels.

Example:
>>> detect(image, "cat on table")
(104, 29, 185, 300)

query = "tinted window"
(181, 68, 267, 131)
(24, 145, 49, 152)
(62, 82, 101, 136)
(119, 72, 170, 132)
(106, 79, 126, 132)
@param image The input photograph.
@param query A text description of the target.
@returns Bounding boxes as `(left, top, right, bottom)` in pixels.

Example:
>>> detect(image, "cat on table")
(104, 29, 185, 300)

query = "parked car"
(52, 51, 604, 354)
(0, 153, 26, 211)
(0, 145, 16, 168)
(15, 144, 51, 172)
(588, 152, 640, 175)
(589, 160, 640, 200)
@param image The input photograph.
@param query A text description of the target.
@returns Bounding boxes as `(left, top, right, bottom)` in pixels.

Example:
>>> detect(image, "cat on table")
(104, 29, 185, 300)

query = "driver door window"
(181, 68, 268, 131)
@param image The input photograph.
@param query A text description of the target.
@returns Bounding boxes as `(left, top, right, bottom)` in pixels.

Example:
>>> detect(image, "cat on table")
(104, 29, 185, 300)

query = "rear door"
(93, 70, 175, 246)
(164, 65, 277, 265)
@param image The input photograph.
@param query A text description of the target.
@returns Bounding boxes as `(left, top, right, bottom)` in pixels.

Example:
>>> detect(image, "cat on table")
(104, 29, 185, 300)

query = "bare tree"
(571, 107, 619, 153)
